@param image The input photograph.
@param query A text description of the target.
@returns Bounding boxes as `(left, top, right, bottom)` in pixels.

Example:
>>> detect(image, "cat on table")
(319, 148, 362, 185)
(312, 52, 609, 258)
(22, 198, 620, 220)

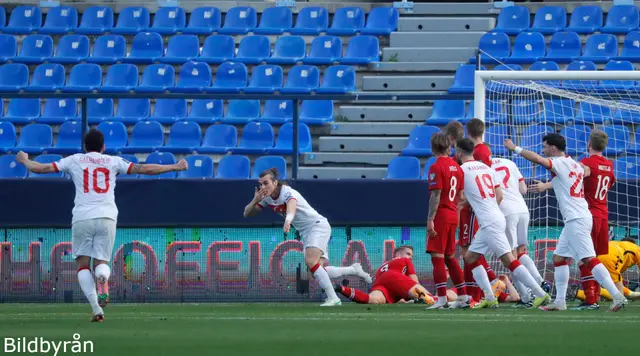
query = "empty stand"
(252, 156, 288, 178)
(30, 154, 64, 178)
(215, 155, 250, 179)
(141, 152, 177, 179)
(51, 34, 90, 64)
(385, 156, 421, 180)
(178, 155, 214, 178)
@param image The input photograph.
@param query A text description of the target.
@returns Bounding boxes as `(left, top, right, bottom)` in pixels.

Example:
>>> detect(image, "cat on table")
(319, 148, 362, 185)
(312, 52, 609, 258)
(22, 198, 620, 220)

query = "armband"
(514, 146, 523, 155)
(285, 213, 294, 223)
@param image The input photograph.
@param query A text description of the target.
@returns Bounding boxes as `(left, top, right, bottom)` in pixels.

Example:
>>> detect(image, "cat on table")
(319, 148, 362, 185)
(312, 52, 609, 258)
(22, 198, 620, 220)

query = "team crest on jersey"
(429, 173, 435, 181)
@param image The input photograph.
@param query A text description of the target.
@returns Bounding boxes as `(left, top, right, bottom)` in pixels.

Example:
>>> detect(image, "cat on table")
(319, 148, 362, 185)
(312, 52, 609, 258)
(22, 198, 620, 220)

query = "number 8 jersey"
(53, 152, 134, 224)
(548, 156, 591, 222)
(460, 160, 504, 227)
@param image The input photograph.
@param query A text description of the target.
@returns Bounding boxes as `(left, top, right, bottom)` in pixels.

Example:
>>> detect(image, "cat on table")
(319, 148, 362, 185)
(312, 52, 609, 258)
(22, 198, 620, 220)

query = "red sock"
(445, 257, 466, 296)
(431, 256, 448, 297)
(479, 255, 497, 281)
(464, 264, 479, 302)
(339, 286, 370, 304)
(594, 285, 601, 303)
(579, 264, 597, 305)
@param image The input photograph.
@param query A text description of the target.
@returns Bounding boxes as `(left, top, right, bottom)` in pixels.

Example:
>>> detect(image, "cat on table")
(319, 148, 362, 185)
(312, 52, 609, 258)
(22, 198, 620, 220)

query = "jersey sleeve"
(428, 163, 443, 191)
(547, 157, 558, 175)
(256, 199, 267, 208)
(281, 186, 297, 203)
(405, 259, 417, 276)
(52, 155, 74, 173)
(114, 156, 134, 175)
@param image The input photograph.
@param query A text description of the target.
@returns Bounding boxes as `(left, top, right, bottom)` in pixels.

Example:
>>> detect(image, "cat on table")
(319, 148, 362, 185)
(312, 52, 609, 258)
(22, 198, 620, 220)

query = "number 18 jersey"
(461, 160, 503, 227)
(580, 155, 615, 219)
(53, 152, 133, 224)
(548, 156, 591, 222)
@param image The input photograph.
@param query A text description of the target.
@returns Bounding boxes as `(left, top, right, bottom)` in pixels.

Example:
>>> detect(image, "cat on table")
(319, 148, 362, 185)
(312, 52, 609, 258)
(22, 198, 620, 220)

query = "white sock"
(591, 263, 623, 299)
(78, 269, 102, 315)
(512, 265, 546, 298)
(94, 264, 111, 283)
(313, 266, 339, 300)
(325, 266, 356, 279)
(519, 254, 544, 285)
(472, 265, 495, 302)
(511, 275, 531, 303)
(553, 264, 569, 306)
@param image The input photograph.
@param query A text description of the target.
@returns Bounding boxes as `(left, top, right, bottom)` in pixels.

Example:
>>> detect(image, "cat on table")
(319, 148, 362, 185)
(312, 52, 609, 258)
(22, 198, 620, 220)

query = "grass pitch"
(0, 302, 638, 356)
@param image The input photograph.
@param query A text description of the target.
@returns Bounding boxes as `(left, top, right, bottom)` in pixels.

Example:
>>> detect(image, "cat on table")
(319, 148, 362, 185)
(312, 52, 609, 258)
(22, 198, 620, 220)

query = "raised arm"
(243, 188, 266, 218)
(504, 139, 552, 170)
(15, 152, 57, 174)
(130, 160, 188, 175)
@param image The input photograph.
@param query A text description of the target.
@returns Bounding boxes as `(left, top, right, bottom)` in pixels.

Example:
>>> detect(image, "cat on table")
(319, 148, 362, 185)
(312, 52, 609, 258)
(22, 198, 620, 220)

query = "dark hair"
(444, 121, 464, 140)
(543, 133, 567, 152)
(455, 138, 475, 156)
(466, 118, 485, 139)
(259, 168, 284, 186)
(393, 245, 414, 256)
(430, 132, 450, 155)
(84, 129, 104, 153)
(621, 237, 638, 244)
(589, 129, 608, 152)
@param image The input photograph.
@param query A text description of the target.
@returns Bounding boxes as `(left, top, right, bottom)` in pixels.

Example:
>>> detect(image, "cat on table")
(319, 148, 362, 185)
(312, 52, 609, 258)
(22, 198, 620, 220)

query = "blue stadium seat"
(178, 155, 214, 179)
(25, 63, 65, 93)
(171, 61, 212, 93)
(300, 100, 334, 125)
(230, 122, 274, 154)
(63, 63, 102, 93)
(151, 7, 186, 35)
(0, 34, 17, 63)
(99, 63, 138, 93)
(614, 155, 640, 179)
(40, 6, 77, 34)
(97, 121, 127, 153)
(599, 60, 635, 91)
(221, 100, 261, 124)
(563, 60, 597, 90)
(426, 100, 466, 126)
(122, 121, 164, 153)
(76, 6, 114, 35)
(29, 154, 64, 178)
(581, 34, 618, 63)
(140, 152, 177, 179)
(112, 7, 150, 35)
(48, 121, 81, 154)
(504, 99, 531, 125)
(219, 6, 257, 34)
(602, 5, 639, 34)
(575, 102, 612, 125)
(421, 156, 438, 180)
(4, 98, 40, 124)
(602, 125, 630, 156)
(504, 32, 545, 64)
(251, 156, 288, 179)
(87, 35, 126, 64)
(260, 100, 292, 124)
(544, 32, 581, 63)
(116, 154, 139, 179)
(448, 64, 485, 94)
(530, 60, 560, 86)
(521, 124, 553, 153)
(87, 98, 114, 124)
(401, 125, 440, 157)
(628, 127, 640, 153)
(244, 65, 284, 93)
(616, 32, 640, 62)
(530, 6, 566, 34)
(612, 101, 640, 125)
(114, 99, 150, 125)
(254, 6, 292, 35)
(485, 126, 513, 156)
(236, 35, 270, 65)
(267, 123, 312, 155)
(199, 35, 235, 64)
(0, 122, 16, 154)
(327, 7, 365, 35)
(208, 61, 248, 93)
(160, 35, 199, 64)
(361, 7, 398, 36)
(5, 6, 41, 35)
(198, 124, 237, 154)
(15, 35, 53, 64)
(303, 36, 342, 65)
(187, 99, 224, 124)
(538, 99, 575, 124)
(316, 65, 356, 93)
(492, 6, 529, 35)
(291, 7, 328, 35)
(40, 98, 77, 124)
(513, 155, 535, 180)
(561, 125, 591, 155)
(15, 123, 52, 154)
(124, 32, 163, 64)
(161, 121, 202, 153)
(215, 155, 250, 179)
(340, 35, 380, 65)
(184, 7, 221, 35)
(137, 64, 175, 93)
(487, 64, 523, 95)
(267, 36, 305, 65)
(0, 155, 27, 178)
(469, 32, 510, 64)
(281, 65, 320, 94)
(0, 7, 4, 33)
(151, 99, 188, 124)
(385, 156, 421, 180)
(567, 6, 602, 34)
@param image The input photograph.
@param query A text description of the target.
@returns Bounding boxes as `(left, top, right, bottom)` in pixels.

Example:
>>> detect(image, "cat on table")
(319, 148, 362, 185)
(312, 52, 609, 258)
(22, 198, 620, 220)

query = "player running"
(16, 129, 188, 322)
(243, 168, 372, 307)
(505, 133, 628, 311)
(456, 138, 550, 309)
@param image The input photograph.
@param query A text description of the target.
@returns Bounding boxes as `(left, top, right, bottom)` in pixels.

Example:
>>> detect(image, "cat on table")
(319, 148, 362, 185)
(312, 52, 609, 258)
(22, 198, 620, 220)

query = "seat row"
(0, 6, 398, 36)
(0, 33, 380, 65)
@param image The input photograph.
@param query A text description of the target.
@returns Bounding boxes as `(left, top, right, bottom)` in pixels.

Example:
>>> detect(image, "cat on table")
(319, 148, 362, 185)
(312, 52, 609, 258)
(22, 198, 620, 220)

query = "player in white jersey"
(16, 129, 188, 321)
(243, 167, 372, 306)
(505, 133, 627, 312)
(455, 138, 550, 309)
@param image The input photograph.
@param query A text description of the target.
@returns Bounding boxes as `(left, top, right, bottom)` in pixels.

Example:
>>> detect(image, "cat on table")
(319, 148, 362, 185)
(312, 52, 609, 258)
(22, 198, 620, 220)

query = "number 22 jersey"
(548, 156, 591, 222)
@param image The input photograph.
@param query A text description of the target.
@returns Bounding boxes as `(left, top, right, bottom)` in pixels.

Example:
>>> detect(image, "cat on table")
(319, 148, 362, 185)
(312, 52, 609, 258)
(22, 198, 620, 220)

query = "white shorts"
(72, 218, 117, 261)
(505, 212, 530, 249)
(554, 217, 595, 261)
(301, 220, 331, 261)
(469, 217, 512, 258)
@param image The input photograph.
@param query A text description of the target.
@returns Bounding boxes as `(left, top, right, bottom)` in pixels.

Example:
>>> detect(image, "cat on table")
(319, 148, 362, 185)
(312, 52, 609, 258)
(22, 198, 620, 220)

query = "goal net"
(474, 69, 640, 294)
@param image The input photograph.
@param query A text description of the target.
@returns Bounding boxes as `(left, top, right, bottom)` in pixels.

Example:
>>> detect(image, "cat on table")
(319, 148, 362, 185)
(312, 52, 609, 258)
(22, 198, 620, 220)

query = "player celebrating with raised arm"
(16, 129, 188, 322)
(243, 168, 372, 307)
(504, 133, 628, 311)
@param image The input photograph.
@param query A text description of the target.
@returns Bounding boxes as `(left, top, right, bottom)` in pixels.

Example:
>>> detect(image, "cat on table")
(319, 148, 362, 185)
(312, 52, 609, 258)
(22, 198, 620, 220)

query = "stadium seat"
(561, 125, 591, 155)
(601, 5, 639, 34)
(486, 64, 523, 95)
(0, 7, 4, 32)
(40, 6, 77, 34)
(303, 36, 342, 65)
(187, 99, 224, 124)
(327, 7, 365, 35)
(521, 124, 553, 153)
(0, 155, 27, 178)
(385, 156, 421, 180)
(171, 61, 212, 93)
(616, 32, 640, 62)
(198, 124, 237, 154)
(40, 98, 77, 124)
(599, 60, 635, 91)
(209, 61, 248, 93)
(615, 155, 640, 179)
(116, 154, 139, 179)
(76, 6, 114, 35)
(48, 121, 82, 154)
(563, 60, 597, 90)
(260, 100, 293, 124)
(99, 64, 138, 93)
(485, 126, 513, 156)
(627, 127, 640, 153)
(252, 156, 288, 179)
(215, 155, 250, 179)
(29, 154, 64, 178)
(530, 6, 567, 34)
(15, 35, 53, 64)
(267, 122, 312, 155)
(291, 7, 328, 35)
(15, 123, 52, 154)
(281, 65, 320, 94)
(492, 5, 529, 35)
(244, 65, 284, 93)
(612, 101, 640, 125)
(4, 98, 40, 124)
(114, 99, 151, 125)
(137, 64, 175, 93)
(426, 100, 466, 126)
(219, 6, 257, 34)
(538, 99, 575, 124)
(140, 152, 177, 179)
(97, 121, 127, 153)
(544, 32, 581, 63)
(112, 7, 150, 35)
(254, 6, 292, 35)
(567, 6, 602, 34)
(0, 122, 16, 154)
(361, 7, 398, 36)
(151, 7, 186, 35)
(602, 125, 630, 155)
(235, 35, 270, 65)
(316, 65, 356, 93)
(63, 63, 102, 93)
(575, 102, 612, 125)
(151, 99, 188, 124)
(87, 98, 114, 124)
(160, 35, 200, 64)
(230, 122, 274, 154)
(530, 60, 560, 86)
(401, 125, 440, 157)
(5, 6, 41, 35)
(300, 100, 334, 125)
(25, 63, 65, 92)
(161, 121, 202, 153)
(267, 36, 306, 65)
(178, 155, 214, 179)
(469, 32, 510, 64)
(504, 32, 545, 64)
(88, 35, 126, 64)
(512, 155, 535, 180)
(448, 64, 485, 94)
(504, 99, 532, 125)
(580, 34, 618, 63)
(0, 34, 17, 63)
(421, 156, 438, 180)
(124, 32, 163, 64)
(340, 35, 380, 65)
(184, 7, 221, 35)
(199, 35, 235, 64)
(122, 121, 164, 153)
(221, 100, 261, 124)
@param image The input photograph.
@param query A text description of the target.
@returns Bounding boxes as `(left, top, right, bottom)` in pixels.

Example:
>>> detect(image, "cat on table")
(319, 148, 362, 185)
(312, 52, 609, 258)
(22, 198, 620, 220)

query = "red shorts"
(591, 216, 609, 256)
(427, 220, 458, 255)
(459, 207, 479, 246)
(370, 271, 418, 304)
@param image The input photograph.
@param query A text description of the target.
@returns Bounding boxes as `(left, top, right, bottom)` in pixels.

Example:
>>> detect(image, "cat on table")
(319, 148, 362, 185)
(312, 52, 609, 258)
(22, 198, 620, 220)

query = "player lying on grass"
(436, 274, 523, 305)
(504, 133, 628, 312)
(16, 129, 188, 322)
(243, 168, 372, 307)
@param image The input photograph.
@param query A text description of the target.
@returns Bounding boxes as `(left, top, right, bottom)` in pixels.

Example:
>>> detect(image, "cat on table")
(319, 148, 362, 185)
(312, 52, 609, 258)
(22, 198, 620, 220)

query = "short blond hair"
(589, 129, 608, 152)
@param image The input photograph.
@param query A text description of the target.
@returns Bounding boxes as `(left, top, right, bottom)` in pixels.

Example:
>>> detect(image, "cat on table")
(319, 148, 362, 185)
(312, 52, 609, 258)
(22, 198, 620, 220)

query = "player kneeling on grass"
(243, 168, 372, 307)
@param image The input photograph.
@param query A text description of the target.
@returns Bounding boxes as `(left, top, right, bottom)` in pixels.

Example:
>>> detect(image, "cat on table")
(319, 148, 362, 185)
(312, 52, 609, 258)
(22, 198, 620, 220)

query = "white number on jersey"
(595, 175, 610, 200)
(448, 176, 458, 202)
(475, 173, 495, 199)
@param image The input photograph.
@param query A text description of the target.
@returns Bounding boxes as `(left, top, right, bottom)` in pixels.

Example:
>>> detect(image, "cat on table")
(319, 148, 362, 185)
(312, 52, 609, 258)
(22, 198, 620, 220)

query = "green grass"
(0, 302, 639, 356)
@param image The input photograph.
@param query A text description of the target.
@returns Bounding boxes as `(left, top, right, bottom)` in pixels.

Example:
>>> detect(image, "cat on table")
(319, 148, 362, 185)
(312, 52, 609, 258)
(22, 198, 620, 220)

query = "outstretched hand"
(504, 139, 517, 151)
(16, 151, 28, 164)
(175, 159, 188, 171)
(529, 180, 547, 193)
